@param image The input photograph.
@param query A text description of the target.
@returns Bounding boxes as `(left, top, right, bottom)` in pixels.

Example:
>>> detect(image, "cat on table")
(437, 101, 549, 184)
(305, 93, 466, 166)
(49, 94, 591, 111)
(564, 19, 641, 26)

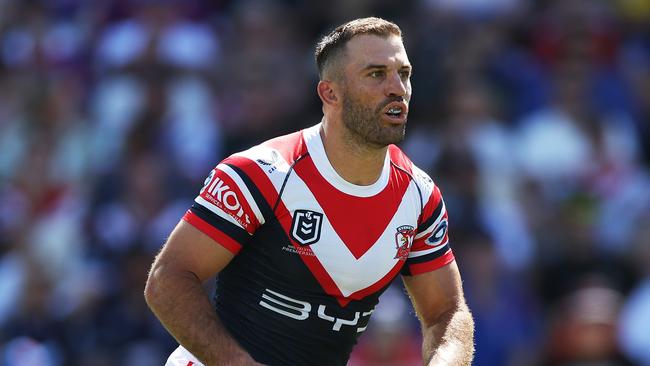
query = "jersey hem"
(183, 211, 243, 254)
(406, 249, 455, 276)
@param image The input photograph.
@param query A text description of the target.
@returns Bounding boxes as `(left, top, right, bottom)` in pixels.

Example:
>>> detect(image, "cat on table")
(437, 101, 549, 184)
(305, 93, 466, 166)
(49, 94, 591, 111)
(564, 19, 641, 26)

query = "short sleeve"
(182, 160, 265, 254)
(401, 172, 454, 276)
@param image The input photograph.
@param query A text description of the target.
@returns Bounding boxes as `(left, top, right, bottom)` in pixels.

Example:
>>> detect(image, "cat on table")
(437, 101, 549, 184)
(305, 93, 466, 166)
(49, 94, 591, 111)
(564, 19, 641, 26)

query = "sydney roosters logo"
(394, 225, 415, 260)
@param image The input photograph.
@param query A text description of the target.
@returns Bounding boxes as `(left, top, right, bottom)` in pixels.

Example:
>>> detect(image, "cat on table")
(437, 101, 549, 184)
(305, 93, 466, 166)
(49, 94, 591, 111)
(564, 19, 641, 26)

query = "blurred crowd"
(0, 0, 649, 365)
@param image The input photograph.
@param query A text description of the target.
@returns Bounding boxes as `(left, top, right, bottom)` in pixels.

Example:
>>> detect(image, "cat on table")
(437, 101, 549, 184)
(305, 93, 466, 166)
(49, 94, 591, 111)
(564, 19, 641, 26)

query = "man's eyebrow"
(362, 64, 412, 71)
(362, 64, 388, 70)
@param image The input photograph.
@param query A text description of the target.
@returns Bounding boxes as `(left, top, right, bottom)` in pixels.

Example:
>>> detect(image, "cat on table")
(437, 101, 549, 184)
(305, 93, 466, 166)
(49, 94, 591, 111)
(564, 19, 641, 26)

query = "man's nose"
(385, 71, 407, 97)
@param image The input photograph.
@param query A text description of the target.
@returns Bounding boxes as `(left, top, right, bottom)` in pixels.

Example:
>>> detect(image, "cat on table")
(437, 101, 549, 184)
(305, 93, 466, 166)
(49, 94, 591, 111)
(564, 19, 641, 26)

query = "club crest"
(290, 209, 324, 246)
(394, 225, 415, 260)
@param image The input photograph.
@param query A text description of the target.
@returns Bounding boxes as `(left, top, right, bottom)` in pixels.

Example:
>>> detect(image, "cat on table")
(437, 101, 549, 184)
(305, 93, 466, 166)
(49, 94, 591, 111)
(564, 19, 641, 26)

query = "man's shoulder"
(221, 129, 307, 173)
(388, 145, 437, 193)
(388, 144, 413, 171)
(260, 129, 306, 161)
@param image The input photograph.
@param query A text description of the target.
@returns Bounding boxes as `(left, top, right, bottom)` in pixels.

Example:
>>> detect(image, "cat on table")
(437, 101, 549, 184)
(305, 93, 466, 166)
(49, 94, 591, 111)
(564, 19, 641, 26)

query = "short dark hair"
(315, 17, 402, 80)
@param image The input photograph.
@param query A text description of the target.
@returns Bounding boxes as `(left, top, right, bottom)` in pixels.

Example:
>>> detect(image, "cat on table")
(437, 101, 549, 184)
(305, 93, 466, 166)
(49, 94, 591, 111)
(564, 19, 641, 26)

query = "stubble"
(341, 90, 406, 148)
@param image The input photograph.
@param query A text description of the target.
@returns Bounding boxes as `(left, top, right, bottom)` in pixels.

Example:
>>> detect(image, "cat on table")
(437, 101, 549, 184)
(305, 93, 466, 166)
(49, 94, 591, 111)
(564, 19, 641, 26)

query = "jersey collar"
(302, 123, 391, 197)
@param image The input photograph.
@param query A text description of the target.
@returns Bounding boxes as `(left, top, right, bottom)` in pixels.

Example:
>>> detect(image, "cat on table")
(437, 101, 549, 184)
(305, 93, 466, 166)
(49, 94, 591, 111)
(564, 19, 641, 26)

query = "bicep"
(402, 261, 465, 326)
(153, 219, 236, 283)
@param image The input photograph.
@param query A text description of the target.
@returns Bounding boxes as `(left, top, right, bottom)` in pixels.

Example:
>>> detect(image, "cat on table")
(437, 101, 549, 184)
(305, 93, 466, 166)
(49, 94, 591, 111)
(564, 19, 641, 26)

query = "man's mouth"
(382, 102, 408, 123)
(386, 106, 403, 117)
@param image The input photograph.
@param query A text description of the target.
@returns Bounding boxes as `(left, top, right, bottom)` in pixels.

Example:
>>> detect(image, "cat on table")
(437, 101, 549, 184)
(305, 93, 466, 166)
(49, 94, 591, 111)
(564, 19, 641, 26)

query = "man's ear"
(317, 80, 339, 107)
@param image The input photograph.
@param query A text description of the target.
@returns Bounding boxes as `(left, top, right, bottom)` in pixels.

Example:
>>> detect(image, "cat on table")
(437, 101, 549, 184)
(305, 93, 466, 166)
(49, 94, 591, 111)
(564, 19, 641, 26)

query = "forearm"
(145, 265, 256, 366)
(422, 302, 475, 366)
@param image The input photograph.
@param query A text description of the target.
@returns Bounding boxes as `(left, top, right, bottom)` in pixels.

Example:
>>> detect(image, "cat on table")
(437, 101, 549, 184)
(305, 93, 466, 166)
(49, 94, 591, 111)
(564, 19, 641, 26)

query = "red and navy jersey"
(182, 123, 454, 366)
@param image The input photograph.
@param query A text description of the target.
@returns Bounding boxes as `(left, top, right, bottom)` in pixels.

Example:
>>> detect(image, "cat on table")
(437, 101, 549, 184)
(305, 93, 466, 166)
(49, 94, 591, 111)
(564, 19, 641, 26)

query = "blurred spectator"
(348, 284, 422, 366)
(215, 0, 315, 152)
(422, 0, 525, 21)
(458, 232, 541, 366)
(618, 221, 650, 366)
(544, 279, 633, 366)
(1, 337, 60, 366)
(0, 0, 648, 364)
(92, 0, 223, 181)
(514, 60, 639, 188)
(90, 150, 188, 254)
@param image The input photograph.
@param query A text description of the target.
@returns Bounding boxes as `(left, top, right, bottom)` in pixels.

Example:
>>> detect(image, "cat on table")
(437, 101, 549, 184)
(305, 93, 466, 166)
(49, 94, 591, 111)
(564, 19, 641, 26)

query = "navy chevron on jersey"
(181, 123, 454, 366)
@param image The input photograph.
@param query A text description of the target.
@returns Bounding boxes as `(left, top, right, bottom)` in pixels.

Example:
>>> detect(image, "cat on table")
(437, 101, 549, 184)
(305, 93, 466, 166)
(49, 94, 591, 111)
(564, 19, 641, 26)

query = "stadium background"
(0, 0, 649, 364)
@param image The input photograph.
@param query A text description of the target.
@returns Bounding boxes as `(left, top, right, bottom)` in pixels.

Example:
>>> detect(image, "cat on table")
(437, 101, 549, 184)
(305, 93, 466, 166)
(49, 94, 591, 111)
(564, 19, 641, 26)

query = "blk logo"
(290, 209, 323, 246)
(256, 151, 280, 173)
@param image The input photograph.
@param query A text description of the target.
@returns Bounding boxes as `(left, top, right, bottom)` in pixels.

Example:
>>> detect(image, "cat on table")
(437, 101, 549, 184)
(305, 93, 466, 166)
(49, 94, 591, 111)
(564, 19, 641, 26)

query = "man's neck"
(319, 119, 388, 186)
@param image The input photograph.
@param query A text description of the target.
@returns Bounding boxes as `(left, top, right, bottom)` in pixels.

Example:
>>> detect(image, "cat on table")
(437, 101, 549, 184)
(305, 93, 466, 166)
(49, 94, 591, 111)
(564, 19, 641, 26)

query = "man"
(145, 17, 475, 366)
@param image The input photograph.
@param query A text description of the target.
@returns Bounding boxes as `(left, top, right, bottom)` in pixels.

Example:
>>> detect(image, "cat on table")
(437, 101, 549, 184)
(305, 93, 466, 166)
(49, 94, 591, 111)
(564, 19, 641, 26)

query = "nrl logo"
(290, 209, 324, 246)
(394, 225, 415, 261)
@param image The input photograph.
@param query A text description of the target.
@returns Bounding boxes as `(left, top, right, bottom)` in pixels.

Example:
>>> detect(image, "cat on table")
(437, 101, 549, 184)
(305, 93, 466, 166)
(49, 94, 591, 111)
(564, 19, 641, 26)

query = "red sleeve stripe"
(225, 156, 281, 211)
(195, 196, 247, 230)
(182, 211, 243, 254)
(416, 199, 445, 236)
(407, 249, 455, 276)
(217, 163, 265, 225)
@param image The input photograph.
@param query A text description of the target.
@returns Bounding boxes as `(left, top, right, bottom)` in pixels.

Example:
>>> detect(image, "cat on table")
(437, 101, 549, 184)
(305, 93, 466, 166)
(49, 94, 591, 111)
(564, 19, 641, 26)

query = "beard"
(341, 90, 406, 148)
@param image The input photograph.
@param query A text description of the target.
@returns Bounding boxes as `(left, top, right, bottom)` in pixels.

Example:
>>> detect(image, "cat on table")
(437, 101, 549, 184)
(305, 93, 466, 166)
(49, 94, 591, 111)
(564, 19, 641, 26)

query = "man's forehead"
(344, 34, 410, 68)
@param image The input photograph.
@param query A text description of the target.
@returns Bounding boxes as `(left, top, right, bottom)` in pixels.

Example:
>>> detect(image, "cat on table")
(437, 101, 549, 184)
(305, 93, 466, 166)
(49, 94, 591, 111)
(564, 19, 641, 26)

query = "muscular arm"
(402, 261, 475, 366)
(144, 220, 260, 366)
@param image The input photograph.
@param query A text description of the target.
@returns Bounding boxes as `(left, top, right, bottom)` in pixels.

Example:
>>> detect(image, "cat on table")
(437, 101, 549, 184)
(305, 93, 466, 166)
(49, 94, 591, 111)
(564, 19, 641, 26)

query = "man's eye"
(369, 71, 384, 78)
(400, 70, 411, 79)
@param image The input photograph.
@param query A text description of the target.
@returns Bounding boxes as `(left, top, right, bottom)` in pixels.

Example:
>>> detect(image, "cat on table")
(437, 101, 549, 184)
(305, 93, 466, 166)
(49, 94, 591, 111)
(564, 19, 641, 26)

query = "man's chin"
(371, 126, 406, 146)
(387, 124, 407, 143)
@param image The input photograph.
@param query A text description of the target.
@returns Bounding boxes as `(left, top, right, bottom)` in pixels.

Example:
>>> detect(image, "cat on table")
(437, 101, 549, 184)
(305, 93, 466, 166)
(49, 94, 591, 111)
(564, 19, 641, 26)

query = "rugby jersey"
(181, 123, 454, 366)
